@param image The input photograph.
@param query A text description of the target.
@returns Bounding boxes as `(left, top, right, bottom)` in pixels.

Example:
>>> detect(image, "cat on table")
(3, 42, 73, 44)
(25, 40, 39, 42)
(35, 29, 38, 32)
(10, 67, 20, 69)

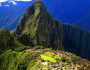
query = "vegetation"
(17, 34, 33, 46)
(40, 54, 57, 63)
(0, 29, 15, 54)
(33, 45, 44, 49)
(0, 50, 39, 70)
(10, 29, 16, 35)
(0, 49, 89, 70)
(0, 29, 31, 54)
(0, 29, 13, 48)
(12, 38, 28, 52)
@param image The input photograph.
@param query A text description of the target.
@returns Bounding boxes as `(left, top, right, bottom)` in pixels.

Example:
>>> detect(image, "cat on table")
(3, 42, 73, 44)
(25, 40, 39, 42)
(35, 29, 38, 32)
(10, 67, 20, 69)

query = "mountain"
(12, 0, 90, 61)
(0, 0, 90, 70)
(14, 0, 57, 48)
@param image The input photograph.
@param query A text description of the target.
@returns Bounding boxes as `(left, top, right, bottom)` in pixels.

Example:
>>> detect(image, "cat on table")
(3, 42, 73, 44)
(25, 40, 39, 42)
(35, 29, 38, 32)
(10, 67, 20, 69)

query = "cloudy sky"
(0, 0, 32, 7)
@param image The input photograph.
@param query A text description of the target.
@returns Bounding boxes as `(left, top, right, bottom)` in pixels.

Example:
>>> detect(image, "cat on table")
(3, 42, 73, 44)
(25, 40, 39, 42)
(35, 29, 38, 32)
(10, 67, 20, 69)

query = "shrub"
(0, 50, 38, 70)
(17, 34, 33, 46)
(33, 46, 44, 49)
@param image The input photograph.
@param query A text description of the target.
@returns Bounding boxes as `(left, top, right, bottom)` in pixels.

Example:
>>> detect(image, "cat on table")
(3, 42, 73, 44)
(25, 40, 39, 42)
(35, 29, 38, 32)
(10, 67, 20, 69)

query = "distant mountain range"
(0, 0, 90, 31)
(0, 1, 33, 30)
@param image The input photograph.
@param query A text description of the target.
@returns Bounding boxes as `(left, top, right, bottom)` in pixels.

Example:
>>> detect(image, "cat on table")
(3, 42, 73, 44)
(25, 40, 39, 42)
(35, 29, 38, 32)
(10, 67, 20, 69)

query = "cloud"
(0, 3, 2, 6)
(0, 0, 32, 2)
(9, 1, 17, 5)
(0, 0, 32, 6)
(16, 0, 32, 1)
(4, 4, 9, 7)
(0, 0, 7, 2)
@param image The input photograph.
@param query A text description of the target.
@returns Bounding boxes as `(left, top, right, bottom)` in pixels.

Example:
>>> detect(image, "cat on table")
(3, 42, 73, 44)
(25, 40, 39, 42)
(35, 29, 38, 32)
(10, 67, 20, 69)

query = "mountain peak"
(14, 0, 56, 47)
(14, 0, 47, 35)
(26, 0, 46, 15)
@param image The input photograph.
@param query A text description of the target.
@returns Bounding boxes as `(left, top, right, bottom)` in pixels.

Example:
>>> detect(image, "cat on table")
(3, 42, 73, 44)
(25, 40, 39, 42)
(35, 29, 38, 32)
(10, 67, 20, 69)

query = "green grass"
(40, 54, 57, 63)
(10, 29, 16, 35)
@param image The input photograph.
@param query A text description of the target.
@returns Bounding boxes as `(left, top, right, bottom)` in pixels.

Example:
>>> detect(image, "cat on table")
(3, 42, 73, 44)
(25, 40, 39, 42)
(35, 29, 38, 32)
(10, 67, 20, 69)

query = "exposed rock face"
(63, 24, 90, 60)
(14, 0, 90, 60)
(56, 21, 90, 60)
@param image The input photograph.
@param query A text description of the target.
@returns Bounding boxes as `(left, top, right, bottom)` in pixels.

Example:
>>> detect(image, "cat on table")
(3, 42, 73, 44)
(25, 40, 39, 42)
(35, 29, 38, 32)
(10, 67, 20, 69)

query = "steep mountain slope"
(14, 0, 58, 48)
(0, 1, 33, 31)
(63, 24, 90, 60)
(13, 0, 90, 60)
(56, 21, 90, 60)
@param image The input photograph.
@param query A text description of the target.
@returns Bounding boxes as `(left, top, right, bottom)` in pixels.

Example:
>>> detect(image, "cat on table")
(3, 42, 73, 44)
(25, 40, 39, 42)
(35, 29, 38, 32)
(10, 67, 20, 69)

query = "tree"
(0, 29, 12, 48)
(17, 34, 33, 46)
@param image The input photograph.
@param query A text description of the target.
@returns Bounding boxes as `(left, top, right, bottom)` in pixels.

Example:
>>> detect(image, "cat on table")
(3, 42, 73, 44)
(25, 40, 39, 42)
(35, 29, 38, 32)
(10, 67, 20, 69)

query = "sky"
(0, 0, 32, 2)
(0, 0, 32, 7)
(0, 0, 90, 31)
(42, 0, 90, 31)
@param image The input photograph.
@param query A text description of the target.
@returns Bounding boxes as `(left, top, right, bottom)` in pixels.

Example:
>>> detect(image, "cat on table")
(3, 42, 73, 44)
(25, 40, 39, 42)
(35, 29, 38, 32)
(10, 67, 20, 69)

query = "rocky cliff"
(63, 23, 90, 60)
(13, 0, 90, 60)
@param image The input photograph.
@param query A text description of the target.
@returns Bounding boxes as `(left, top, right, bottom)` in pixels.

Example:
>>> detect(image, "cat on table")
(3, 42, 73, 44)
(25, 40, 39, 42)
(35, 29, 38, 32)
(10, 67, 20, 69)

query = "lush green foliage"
(0, 29, 14, 54)
(17, 34, 33, 46)
(0, 50, 38, 70)
(0, 29, 31, 54)
(33, 45, 44, 49)
(40, 54, 57, 63)
(0, 29, 13, 47)
(12, 39, 28, 52)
